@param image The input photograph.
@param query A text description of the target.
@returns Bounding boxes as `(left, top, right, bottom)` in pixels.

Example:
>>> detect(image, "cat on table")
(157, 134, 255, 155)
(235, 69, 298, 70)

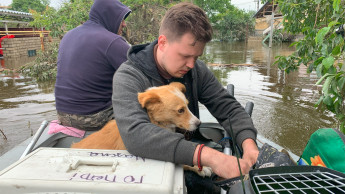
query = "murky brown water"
(0, 40, 336, 157)
(200, 41, 336, 156)
(0, 72, 56, 156)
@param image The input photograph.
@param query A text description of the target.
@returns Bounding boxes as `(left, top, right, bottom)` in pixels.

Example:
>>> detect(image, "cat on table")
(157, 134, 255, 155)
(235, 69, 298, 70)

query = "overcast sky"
(1, 0, 66, 9)
(0, 0, 262, 11)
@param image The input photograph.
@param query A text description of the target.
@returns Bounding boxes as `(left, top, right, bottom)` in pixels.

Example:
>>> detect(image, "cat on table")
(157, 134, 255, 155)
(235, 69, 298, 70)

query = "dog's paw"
(184, 165, 213, 177)
(198, 166, 212, 177)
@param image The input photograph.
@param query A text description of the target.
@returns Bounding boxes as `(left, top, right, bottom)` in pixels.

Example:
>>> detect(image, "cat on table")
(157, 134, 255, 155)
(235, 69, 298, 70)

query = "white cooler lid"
(0, 148, 185, 194)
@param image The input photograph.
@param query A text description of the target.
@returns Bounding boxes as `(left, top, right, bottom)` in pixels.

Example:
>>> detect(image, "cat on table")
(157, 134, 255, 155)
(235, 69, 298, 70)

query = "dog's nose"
(193, 119, 201, 129)
(189, 117, 201, 131)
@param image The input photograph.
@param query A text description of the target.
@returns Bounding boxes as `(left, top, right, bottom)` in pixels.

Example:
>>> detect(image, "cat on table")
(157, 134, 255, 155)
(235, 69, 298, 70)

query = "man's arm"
(112, 64, 198, 165)
(196, 61, 258, 150)
(193, 62, 259, 178)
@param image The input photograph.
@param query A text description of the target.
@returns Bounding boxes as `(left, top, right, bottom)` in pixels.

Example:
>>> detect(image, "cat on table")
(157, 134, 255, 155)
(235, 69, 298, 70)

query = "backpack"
(298, 128, 345, 173)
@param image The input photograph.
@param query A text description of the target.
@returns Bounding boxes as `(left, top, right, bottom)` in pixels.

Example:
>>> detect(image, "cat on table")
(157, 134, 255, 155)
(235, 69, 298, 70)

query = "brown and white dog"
(71, 82, 212, 177)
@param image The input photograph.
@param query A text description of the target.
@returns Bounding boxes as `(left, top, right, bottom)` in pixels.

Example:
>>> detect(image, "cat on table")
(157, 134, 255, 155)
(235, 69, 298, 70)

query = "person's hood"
(89, 0, 131, 34)
(127, 40, 163, 83)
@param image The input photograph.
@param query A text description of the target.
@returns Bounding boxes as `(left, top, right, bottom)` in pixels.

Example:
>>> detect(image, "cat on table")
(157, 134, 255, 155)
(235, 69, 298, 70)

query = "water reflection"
(0, 41, 337, 157)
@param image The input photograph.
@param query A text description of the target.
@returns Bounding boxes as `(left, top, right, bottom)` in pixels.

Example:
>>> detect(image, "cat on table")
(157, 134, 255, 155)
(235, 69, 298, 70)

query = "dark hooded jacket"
(55, 0, 131, 115)
(112, 40, 257, 165)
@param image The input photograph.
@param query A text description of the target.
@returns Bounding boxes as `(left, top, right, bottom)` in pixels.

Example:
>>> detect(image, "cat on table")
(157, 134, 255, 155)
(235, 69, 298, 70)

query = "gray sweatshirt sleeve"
(195, 61, 257, 149)
(112, 64, 198, 165)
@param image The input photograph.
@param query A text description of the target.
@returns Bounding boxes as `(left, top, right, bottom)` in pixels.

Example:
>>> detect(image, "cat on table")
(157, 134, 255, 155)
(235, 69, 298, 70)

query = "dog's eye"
(178, 108, 185, 114)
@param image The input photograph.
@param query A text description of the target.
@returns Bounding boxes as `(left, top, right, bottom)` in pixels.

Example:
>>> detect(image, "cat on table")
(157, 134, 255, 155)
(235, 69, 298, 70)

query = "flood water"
(0, 40, 336, 157)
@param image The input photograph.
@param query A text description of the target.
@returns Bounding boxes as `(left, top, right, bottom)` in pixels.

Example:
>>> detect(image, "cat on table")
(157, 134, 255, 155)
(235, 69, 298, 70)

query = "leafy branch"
(274, 0, 345, 133)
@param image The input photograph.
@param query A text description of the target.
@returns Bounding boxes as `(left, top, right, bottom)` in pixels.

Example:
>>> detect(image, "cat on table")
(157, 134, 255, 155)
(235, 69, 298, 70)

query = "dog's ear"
(138, 91, 161, 108)
(169, 82, 186, 93)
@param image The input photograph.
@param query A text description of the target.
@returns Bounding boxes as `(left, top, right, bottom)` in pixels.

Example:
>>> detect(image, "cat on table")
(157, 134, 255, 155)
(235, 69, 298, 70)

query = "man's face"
(157, 32, 206, 78)
(117, 20, 126, 36)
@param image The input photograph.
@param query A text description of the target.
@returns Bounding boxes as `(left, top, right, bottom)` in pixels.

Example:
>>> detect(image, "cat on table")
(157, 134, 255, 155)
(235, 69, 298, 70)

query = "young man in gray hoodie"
(112, 2, 259, 181)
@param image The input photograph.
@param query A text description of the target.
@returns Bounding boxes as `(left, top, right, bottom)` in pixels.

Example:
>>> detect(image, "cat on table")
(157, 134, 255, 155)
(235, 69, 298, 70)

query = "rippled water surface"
(200, 41, 335, 156)
(0, 41, 336, 156)
(0, 74, 56, 156)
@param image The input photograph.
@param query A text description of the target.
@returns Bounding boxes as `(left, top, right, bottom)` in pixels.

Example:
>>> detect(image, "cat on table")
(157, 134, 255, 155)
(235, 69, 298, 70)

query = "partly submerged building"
(252, 1, 282, 36)
(0, 9, 56, 69)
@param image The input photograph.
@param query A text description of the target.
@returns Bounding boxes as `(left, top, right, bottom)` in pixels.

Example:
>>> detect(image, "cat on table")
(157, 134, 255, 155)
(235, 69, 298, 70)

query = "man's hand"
(193, 145, 251, 179)
(241, 139, 259, 167)
(211, 153, 251, 179)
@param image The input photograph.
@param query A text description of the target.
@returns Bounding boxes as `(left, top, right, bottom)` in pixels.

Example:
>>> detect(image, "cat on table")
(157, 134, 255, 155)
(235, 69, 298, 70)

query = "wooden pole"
(40, 27, 45, 51)
(269, 1, 275, 48)
(5, 23, 8, 35)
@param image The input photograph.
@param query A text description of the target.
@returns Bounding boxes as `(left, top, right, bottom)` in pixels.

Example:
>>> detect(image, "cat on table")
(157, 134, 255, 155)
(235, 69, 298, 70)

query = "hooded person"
(55, 0, 131, 131)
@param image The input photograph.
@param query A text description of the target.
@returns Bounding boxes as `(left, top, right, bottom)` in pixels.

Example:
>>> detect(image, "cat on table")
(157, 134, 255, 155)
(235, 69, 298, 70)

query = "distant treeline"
(26, 0, 255, 44)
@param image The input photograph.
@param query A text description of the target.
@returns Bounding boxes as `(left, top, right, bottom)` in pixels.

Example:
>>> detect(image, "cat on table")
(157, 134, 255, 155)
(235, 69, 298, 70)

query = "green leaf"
(321, 44, 329, 56)
(322, 56, 335, 70)
(338, 77, 345, 91)
(316, 27, 330, 45)
(302, 27, 310, 33)
(323, 95, 333, 106)
(323, 76, 334, 95)
(314, 57, 324, 65)
(316, 63, 323, 77)
(331, 78, 338, 94)
(328, 66, 337, 74)
(333, 0, 341, 12)
(332, 45, 341, 55)
(328, 21, 339, 28)
(289, 41, 299, 47)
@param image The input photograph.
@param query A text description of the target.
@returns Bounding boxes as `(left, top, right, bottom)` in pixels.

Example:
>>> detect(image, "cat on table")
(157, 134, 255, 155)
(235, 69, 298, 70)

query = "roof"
(0, 9, 32, 18)
(253, 1, 281, 18)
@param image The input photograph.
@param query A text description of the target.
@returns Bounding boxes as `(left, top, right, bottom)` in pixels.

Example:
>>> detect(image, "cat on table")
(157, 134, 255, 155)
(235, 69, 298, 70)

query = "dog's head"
(138, 82, 201, 132)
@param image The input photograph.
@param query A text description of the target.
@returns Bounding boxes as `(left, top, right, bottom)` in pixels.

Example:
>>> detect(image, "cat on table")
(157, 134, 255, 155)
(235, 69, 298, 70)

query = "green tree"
(273, 0, 345, 133)
(21, 0, 93, 81)
(216, 7, 255, 41)
(30, 0, 93, 38)
(11, 0, 50, 13)
(122, 0, 176, 44)
(193, 0, 232, 23)
(25, 0, 255, 81)
(193, 0, 255, 41)
(30, 0, 254, 42)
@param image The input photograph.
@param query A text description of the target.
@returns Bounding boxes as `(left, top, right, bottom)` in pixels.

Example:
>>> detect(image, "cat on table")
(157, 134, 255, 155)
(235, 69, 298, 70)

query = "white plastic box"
(0, 148, 186, 194)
